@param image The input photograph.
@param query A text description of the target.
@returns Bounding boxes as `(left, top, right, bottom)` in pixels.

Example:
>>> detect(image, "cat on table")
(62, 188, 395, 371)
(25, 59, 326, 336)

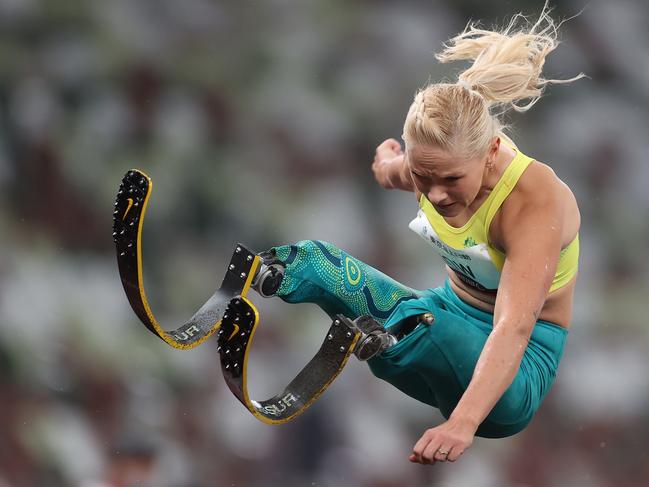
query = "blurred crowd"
(1, 0, 649, 485)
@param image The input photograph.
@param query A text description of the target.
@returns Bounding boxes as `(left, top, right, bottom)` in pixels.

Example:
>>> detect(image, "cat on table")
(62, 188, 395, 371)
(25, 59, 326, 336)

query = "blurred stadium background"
(1, 0, 648, 485)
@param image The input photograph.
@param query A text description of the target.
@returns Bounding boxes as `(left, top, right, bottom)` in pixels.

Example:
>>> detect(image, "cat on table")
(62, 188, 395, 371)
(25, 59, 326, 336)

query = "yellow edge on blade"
(134, 170, 261, 350)
(238, 294, 361, 425)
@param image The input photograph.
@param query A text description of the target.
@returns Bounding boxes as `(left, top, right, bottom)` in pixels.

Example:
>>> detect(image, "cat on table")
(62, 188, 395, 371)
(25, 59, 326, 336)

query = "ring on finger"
(436, 448, 450, 459)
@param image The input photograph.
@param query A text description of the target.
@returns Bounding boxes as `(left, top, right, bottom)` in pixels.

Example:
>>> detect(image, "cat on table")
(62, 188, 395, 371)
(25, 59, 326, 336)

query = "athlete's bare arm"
(410, 162, 567, 464)
(449, 163, 565, 428)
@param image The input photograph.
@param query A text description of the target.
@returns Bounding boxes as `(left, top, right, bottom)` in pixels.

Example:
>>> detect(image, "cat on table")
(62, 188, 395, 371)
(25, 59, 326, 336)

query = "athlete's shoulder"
(527, 157, 562, 186)
(502, 158, 581, 246)
(508, 159, 563, 209)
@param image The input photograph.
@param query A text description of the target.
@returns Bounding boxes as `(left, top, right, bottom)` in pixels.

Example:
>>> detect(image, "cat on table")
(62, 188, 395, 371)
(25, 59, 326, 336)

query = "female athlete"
(260, 5, 583, 465)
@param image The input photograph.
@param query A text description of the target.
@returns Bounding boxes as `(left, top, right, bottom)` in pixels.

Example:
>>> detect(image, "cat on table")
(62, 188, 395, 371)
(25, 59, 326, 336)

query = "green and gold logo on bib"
(463, 236, 477, 248)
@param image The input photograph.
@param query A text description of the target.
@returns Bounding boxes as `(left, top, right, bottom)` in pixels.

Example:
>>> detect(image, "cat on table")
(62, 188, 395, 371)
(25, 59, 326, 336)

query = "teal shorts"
(271, 240, 569, 439)
(368, 281, 568, 438)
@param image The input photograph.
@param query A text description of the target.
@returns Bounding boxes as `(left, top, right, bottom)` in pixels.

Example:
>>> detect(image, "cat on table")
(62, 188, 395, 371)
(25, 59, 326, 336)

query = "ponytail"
(403, 2, 585, 158)
(436, 2, 585, 112)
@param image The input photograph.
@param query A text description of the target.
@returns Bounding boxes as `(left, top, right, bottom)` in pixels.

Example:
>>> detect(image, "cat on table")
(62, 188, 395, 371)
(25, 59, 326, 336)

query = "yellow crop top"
(408, 139, 579, 292)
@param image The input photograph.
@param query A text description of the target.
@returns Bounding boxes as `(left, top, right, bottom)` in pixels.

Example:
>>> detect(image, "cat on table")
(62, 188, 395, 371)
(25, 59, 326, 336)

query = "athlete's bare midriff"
(447, 270, 576, 329)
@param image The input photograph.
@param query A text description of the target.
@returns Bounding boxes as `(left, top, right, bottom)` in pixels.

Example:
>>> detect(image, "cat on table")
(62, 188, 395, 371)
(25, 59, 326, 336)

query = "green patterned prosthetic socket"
(271, 240, 419, 324)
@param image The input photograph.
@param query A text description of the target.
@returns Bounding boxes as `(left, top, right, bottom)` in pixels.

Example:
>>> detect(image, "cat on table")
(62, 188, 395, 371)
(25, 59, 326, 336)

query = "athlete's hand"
(409, 417, 476, 465)
(372, 138, 404, 189)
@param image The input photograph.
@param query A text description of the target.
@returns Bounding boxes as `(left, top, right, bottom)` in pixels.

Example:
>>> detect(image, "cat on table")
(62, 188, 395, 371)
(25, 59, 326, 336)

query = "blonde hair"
(403, 2, 585, 159)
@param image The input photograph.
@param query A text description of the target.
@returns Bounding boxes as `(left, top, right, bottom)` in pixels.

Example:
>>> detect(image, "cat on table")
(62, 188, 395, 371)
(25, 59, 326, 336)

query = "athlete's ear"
(489, 136, 500, 157)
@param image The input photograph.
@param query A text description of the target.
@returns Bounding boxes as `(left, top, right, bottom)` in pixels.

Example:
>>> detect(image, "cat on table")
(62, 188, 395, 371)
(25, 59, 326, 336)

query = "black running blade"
(112, 169, 261, 349)
(218, 297, 360, 424)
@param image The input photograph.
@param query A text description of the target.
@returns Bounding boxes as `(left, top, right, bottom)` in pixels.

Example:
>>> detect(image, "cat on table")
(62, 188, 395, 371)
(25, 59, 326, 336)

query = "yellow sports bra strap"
(485, 151, 534, 232)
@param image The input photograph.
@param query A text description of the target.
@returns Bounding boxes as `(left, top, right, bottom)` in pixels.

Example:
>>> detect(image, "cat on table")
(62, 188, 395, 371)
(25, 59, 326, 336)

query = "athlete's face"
(406, 141, 497, 218)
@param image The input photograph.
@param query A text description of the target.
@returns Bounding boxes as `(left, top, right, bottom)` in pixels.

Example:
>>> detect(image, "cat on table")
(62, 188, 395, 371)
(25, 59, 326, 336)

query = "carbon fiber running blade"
(112, 169, 261, 349)
(218, 297, 360, 424)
